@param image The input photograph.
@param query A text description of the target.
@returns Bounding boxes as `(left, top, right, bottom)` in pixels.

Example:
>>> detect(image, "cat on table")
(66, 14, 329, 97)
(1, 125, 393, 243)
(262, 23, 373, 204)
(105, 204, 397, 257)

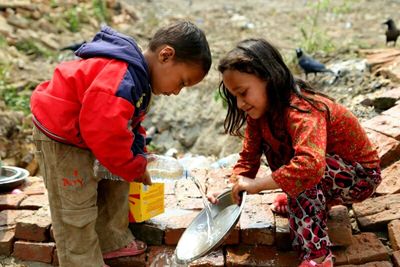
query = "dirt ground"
(124, 0, 400, 156)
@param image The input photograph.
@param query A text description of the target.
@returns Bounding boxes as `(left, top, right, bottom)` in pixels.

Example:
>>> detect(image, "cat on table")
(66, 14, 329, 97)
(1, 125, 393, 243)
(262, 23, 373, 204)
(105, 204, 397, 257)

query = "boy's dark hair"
(218, 38, 331, 138)
(149, 21, 212, 74)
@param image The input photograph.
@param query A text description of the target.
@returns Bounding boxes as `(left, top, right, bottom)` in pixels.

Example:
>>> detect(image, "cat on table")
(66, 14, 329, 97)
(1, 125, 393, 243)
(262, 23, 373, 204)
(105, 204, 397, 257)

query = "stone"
(15, 209, 52, 241)
(365, 129, 400, 168)
(388, 220, 400, 251)
(392, 250, 400, 267)
(376, 160, 400, 195)
(239, 195, 275, 245)
(0, 228, 14, 255)
(148, 208, 199, 245)
(327, 205, 353, 246)
(333, 233, 389, 265)
(226, 245, 300, 266)
(362, 115, 400, 141)
(353, 194, 400, 230)
(0, 194, 26, 211)
(12, 241, 55, 264)
(129, 223, 164, 246)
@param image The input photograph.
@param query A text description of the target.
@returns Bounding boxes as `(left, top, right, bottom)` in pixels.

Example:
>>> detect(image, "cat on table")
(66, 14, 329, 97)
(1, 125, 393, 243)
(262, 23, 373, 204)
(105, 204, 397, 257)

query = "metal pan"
(174, 189, 246, 264)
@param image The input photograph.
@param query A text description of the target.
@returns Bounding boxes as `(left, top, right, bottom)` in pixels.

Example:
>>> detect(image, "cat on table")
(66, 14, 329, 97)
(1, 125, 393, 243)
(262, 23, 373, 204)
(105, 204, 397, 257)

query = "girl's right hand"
(206, 191, 222, 205)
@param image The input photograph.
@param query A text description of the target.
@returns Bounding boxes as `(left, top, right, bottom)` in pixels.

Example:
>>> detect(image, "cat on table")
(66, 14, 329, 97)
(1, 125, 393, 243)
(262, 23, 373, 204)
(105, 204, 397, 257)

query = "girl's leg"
(321, 154, 381, 205)
(288, 154, 381, 262)
(287, 186, 331, 260)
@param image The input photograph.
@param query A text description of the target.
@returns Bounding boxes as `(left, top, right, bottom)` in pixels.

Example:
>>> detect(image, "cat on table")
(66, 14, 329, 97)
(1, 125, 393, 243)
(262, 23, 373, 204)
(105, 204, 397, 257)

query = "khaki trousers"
(33, 127, 133, 267)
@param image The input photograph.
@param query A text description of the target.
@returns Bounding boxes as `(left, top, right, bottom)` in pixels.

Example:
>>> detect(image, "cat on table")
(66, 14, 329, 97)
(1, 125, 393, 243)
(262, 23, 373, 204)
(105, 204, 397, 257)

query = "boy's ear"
(158, 45, 175, 63)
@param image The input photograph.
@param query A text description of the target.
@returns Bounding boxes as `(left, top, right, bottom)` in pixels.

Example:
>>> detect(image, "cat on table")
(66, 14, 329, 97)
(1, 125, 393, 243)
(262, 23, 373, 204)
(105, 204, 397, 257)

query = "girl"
(209, 39, 381, 267)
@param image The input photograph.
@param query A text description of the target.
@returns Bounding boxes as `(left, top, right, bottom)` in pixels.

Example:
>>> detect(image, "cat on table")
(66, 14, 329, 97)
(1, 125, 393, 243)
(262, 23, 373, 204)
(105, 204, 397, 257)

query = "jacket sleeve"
(272, 107, 327, 198)
(79, 63, 147, 182)
(233, 117, 263, 178)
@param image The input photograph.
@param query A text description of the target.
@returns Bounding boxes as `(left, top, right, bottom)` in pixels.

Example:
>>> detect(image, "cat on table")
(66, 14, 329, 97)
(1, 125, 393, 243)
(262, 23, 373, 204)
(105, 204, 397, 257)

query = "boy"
(31, 21, 211, 267)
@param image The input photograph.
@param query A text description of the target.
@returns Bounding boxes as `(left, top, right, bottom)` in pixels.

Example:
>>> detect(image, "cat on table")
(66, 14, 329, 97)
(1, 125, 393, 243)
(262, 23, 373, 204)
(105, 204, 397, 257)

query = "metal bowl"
(0, 166, 29, 192)
(175, 189, 246, 264)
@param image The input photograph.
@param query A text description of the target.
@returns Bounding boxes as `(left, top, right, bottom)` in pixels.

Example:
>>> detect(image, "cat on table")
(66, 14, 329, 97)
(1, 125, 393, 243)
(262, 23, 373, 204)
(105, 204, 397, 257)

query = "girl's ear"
(158, 45, 175, 63)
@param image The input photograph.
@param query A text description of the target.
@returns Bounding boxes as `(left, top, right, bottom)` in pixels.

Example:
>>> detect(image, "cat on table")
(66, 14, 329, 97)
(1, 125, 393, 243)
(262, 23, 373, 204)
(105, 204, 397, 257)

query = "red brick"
(327, 205, 352, 246)
(275, 215, 291, 251)
(333, 233, 390, 265)
(393, 250, 400, 267)
(222, 225, 240, 245)
(164, 194, 179, 209)
(205, 169, 231, 194)
(240, 195, 274, 245)
(105, 253, 146, 267)
(0, 228, 15, 255)
(15, 209, 52, 241)
(226, 245, 300, 266)
(190, 249, 224, 267)
(362, 115, 400, 141)
(0, 209, 35, 226)
(53, 248, 59, 266)
(376, 160, 400, 195)
(19, 194, 49, 210)
(0, 194, 26, 211)
(149, 208, 199, 245)
(178, 197, 205, 210)
(365, 129, 400, 168)
(12, 240, 55, 263)
(339, 261, 393, 267)
(175, 178, 202, 199)
(19, 176, 46, 195)
(146, 245, 175, 267)
(388, 220, 400, 251)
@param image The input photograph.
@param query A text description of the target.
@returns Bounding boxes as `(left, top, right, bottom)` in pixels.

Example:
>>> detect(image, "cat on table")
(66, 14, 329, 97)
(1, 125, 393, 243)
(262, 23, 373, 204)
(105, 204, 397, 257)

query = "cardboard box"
(128, 182, 164, 223)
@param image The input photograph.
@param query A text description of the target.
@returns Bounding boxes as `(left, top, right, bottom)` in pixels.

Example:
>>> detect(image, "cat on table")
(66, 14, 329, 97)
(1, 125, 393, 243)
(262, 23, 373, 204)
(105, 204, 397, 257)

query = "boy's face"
(222, 69, 269, 120)
(150, 46, 206, 96)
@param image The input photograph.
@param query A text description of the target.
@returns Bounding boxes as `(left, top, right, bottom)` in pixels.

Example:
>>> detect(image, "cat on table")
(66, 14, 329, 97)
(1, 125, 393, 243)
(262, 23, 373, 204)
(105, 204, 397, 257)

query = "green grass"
(15, 39, 54, 58)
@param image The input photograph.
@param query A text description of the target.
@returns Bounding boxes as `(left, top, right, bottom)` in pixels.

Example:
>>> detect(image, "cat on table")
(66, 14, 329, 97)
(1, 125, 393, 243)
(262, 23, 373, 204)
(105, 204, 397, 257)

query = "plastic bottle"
(147, 154, 187, 183)
(93, 154, 187, 182)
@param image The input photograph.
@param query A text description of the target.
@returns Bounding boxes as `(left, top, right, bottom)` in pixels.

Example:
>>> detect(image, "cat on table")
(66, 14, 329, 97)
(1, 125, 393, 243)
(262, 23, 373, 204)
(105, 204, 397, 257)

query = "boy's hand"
(137, 170, 152, 185)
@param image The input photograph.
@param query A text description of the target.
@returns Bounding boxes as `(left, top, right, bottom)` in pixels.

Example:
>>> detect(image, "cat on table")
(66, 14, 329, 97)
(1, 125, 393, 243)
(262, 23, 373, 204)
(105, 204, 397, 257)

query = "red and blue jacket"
(30, 26, 151, 182)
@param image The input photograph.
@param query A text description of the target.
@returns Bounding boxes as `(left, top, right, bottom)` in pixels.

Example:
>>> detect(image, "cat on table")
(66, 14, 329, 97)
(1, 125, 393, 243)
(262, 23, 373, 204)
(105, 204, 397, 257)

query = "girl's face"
(222, 69, 268, 119)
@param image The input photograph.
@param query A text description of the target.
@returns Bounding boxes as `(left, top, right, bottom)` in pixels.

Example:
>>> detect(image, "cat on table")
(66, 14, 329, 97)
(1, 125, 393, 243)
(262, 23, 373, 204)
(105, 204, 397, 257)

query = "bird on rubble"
(295, 48, 336, 80)
(383, 18, 400, 46)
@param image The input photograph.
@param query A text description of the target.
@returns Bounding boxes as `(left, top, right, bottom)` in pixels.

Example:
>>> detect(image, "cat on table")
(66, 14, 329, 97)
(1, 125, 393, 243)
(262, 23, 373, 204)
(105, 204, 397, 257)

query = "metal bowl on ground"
(0, 166, 29, 192)
(175, 189, 247, 264)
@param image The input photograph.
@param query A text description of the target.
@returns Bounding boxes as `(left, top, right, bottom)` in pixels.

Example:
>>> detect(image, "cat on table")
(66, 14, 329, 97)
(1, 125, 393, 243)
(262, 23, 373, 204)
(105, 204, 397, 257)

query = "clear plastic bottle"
(93, 154, 187, 182)
(147, 154, 187, 183)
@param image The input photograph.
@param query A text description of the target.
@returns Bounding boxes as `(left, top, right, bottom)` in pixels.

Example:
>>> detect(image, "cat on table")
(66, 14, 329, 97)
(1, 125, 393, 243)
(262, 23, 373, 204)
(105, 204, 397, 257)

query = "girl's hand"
(207, 191, 222, 205)
(231, 175, 261, 204)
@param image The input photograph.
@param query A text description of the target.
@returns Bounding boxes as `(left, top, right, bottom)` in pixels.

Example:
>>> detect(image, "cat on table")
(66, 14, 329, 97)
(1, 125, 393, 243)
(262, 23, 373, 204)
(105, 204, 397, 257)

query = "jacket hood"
(75, 26, 148, 74)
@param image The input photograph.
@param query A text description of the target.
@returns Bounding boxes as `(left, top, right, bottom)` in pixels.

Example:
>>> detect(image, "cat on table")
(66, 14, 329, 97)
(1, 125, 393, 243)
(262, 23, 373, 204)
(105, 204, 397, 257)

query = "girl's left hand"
(231, 175, 260, 204)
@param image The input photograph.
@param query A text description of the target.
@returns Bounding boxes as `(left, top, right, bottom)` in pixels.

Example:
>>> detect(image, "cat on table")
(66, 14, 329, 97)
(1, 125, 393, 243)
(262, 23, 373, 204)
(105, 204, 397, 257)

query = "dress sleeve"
(272, 107, 327, 197)
(233, 117, 263, 178)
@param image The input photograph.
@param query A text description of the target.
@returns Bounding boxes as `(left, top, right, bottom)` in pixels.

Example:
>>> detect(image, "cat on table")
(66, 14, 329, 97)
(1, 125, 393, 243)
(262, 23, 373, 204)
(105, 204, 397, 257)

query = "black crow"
(383, 18, 400, 46)
(296, 48, 335, 79)
(60, 41, 86, 52)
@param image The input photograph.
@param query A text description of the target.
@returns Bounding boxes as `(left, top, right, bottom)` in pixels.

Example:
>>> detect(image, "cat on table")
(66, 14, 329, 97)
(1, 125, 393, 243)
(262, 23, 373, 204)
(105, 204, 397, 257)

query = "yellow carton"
(128, 182, 164, 223)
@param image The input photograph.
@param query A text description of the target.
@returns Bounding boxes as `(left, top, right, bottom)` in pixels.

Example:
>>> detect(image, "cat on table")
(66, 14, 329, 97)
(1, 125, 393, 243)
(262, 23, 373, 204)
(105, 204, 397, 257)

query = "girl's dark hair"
(149, 21, 212, 74)
(218, 38, 331, 137)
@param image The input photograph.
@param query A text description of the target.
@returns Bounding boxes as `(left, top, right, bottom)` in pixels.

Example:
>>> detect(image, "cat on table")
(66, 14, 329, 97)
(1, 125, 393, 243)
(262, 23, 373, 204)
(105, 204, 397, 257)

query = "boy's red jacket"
(30, 26, 151, 182)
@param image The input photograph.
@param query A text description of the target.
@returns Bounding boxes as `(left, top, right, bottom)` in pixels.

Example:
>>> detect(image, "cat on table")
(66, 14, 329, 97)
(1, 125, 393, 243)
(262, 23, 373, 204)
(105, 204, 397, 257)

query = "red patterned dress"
(233, 91, 381, 260)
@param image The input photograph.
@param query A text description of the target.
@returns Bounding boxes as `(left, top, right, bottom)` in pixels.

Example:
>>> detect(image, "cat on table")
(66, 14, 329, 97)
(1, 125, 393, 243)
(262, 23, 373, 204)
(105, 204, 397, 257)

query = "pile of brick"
(1, 68, 400, 267)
